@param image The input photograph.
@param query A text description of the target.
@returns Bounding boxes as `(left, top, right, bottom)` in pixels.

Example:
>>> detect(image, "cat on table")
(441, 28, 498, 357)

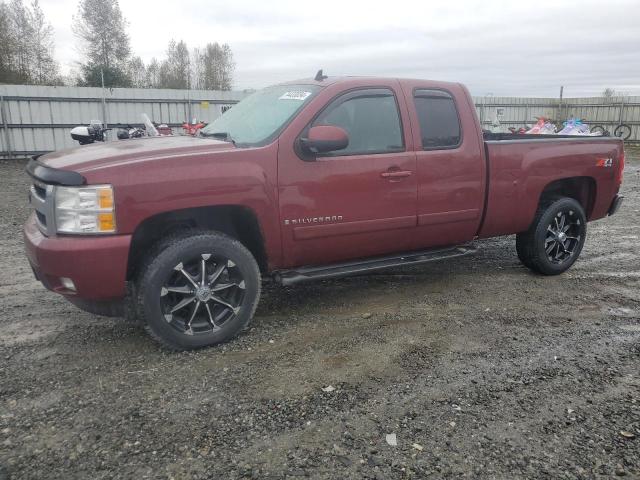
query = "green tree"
(197, 42, 234, 90)
(79, 64, 131, 88)
(128, 55, 146, 87)
(158, 40, 190, 89)
(145, 57, 160, 88)
(72, 0, 131, 87)
(30, 0, 59, 84)
(0, 2, 20, 83)
(8, 0, 33, 82)
(0, 0, 59, 85)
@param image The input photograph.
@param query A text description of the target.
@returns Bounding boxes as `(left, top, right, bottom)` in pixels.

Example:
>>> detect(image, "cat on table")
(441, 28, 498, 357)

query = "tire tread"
(515, 197, 586, 275)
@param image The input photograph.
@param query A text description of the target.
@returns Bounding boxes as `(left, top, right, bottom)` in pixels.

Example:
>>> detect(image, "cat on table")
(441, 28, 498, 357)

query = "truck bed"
(478, 135, 623, 239)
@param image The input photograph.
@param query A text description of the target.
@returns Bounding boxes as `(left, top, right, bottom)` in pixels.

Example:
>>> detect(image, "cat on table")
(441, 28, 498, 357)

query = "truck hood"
(40, 135, 235, 174)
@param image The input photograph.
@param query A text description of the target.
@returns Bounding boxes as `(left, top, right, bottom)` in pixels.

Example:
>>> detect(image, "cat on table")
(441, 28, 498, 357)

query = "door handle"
(380, 170, 413, 179)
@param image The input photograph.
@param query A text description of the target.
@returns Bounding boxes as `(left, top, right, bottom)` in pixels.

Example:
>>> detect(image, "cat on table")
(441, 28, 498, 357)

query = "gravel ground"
(0, 150, 638, 480)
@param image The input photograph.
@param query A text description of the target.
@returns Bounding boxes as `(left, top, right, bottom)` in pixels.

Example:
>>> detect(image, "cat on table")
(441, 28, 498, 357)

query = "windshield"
(201, 84, 322, 146)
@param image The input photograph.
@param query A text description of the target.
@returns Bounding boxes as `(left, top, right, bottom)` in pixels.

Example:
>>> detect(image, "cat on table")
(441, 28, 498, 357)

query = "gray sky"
(43, 0, 640, 96)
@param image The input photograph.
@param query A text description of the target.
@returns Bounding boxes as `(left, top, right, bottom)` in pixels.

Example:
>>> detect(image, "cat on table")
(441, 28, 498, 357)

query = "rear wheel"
(614, 124, 632, 140)
(516, 197, 586, 275)
(136, 231, 260, 350)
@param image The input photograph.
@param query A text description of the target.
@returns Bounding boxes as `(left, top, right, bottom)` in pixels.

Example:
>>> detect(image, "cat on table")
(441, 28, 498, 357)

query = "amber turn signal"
(98, 188, 114, 209)
(98, 212, 116, 232)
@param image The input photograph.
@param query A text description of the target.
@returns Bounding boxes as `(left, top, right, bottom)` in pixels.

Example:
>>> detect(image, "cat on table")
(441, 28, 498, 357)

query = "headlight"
(54, 185, 116, 234)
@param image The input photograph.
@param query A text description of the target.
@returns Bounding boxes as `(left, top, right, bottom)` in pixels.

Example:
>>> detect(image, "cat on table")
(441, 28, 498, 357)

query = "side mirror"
(300, 125, 349, 154)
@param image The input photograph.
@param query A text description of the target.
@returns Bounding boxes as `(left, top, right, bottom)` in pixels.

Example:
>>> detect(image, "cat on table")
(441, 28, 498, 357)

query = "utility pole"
(187, 64, 192, 124)
(559, 86, 564, 122)
(0, 96, 13, 159)
(101, 68, 107, 130)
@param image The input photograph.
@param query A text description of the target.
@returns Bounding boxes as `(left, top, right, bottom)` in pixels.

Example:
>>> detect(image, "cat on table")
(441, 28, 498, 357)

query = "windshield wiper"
(200, 131, 236, 145)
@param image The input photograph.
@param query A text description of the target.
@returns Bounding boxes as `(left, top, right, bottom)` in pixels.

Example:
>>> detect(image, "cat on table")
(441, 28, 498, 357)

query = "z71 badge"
(596, 158, 613, 167)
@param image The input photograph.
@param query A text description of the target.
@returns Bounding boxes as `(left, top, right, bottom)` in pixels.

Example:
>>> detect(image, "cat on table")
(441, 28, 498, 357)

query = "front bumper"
(608, 195, 624, 216)
(23, 213, 131, 300)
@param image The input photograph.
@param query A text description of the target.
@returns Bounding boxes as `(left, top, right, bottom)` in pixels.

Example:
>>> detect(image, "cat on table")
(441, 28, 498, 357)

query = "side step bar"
(274, 244, 477, 286)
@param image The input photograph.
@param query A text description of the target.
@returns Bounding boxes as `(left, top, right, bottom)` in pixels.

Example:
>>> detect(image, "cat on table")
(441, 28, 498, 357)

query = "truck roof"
(277, 75, 463, 89)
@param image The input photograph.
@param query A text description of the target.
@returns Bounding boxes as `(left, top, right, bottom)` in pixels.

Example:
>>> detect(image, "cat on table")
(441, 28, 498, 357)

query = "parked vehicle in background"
(590, 123, 632, 140)
(71, 114, 171, 145)
(70, 120, 109, 145)
(155, 123, 173, 136)
(182, 119, 208, 136)
(557, 118, 591, 135)
(525, 117, 556, 134)
(117, 125, 146, 140)
(26, 74, 625, 350)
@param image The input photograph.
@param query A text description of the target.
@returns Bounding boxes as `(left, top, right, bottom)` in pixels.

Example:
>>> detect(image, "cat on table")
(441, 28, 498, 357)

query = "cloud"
(42, 0, 640, 96)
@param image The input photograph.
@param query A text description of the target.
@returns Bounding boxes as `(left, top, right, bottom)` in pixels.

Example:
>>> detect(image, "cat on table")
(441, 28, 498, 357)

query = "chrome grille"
(29, 181, 56, 236)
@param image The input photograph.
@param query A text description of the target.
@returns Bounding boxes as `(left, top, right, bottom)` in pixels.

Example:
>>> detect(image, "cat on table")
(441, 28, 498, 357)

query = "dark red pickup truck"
(24, 75, 625, 350)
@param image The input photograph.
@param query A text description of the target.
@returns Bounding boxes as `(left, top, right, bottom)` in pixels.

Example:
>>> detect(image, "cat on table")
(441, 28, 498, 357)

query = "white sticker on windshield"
(279, 91, 312, 101)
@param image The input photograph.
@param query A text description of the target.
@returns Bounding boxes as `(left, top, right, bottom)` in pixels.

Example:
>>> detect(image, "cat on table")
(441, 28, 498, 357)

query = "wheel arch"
(127, 205, 268, 280)
(538, 176, 597, 219)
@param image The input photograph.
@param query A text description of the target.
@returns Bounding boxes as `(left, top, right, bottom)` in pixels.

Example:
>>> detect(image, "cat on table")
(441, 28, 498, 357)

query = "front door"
(277, 84, 417, 267)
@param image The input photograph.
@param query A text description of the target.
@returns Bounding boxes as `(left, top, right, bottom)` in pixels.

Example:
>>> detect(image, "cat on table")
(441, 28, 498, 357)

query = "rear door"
(277, 83, 418, 267)
(401, 82, 486, 247)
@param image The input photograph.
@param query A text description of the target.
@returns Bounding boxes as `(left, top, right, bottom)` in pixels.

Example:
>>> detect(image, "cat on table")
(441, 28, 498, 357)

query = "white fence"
(1, 85, 638, 158)
(0, 85, 248, 157)
(474, 96, 640, 140)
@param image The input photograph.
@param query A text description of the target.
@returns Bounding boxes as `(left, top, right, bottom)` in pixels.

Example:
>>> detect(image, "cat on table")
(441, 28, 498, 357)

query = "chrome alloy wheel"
(545, 210, 582, 264)
(160, 253, 246, 335)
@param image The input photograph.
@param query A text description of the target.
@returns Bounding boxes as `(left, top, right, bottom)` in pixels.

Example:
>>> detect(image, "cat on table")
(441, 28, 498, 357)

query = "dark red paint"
(24, 76, 625, 301)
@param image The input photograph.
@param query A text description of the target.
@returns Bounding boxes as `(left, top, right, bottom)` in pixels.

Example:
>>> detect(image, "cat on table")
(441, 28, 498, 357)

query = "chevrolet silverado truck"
(24, 75, 625, 350)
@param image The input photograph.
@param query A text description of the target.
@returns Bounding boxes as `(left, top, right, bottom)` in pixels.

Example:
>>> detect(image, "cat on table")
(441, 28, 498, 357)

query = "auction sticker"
(279, 91, 312, 101)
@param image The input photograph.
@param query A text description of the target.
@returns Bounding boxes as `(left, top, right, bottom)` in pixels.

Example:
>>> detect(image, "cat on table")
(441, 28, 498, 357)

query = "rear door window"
(413, 90, 461, 150)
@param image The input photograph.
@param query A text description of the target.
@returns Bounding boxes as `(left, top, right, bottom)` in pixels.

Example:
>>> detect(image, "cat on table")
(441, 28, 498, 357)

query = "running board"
(274, 245, 477, 286)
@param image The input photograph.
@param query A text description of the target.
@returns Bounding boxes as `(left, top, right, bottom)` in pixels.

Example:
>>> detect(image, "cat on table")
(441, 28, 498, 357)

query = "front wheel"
(516, 197, 587, 275)
(136, 231, 261, 350)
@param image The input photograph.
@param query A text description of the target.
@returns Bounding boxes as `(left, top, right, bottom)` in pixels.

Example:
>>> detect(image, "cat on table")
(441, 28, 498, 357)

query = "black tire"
(515, 197, 587, 275)
(590, 125, 608, 136)
(614, 124, 632, 140)
(136, 231, 261, 350)
(515, 235, 534, 270)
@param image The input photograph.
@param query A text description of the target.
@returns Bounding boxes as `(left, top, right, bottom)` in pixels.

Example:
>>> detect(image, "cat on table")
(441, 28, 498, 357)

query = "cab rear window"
(413, 90, 461, 150)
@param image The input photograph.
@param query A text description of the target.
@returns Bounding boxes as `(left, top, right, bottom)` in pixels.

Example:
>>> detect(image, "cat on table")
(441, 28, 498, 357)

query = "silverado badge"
(284, 215, 343, 225)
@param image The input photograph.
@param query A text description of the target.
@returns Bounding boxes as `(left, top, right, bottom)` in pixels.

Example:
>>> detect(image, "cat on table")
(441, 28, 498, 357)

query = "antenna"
(314, 69, 327, 81)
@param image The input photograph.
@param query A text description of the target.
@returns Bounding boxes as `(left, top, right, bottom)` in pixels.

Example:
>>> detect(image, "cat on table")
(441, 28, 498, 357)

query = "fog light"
(60, 277, 76, 292)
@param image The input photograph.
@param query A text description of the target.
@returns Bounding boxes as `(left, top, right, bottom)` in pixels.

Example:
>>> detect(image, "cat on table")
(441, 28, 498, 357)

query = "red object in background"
(182, 120, 207, 136)
(155, 124, 173, 136)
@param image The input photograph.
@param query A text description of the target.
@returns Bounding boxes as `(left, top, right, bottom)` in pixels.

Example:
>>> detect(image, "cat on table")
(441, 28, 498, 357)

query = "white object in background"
(141, 113, 159, 137)
(70, 126, 90, 137)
